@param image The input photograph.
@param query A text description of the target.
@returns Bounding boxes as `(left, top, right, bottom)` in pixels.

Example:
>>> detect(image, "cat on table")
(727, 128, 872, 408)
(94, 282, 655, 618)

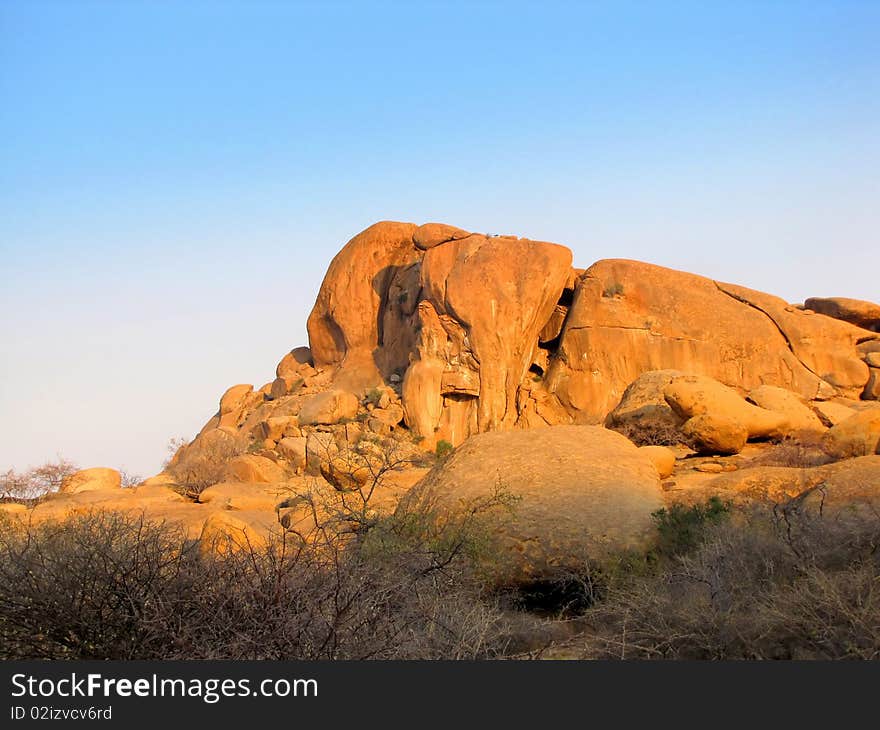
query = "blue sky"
(1, 1, 878, 476)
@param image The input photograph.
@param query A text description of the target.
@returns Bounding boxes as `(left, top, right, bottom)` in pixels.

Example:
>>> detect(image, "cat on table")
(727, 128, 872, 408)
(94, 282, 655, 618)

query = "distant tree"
(0, 457, 78, 502)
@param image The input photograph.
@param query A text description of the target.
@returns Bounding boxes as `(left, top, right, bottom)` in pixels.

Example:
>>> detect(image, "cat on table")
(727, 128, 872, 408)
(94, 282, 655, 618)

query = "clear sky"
(1, 0, 878, 477)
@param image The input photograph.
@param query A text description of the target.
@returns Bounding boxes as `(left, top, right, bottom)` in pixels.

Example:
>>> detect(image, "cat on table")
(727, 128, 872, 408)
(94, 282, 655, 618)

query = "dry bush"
(166, 433, 245, 498)
(610, 421, 688, 448)
(0, 511, 193, 659)
(0, 458, 78, 503)
(0, 481, 520, 659)
(740, 430, 834, 469)
(576, 501, 880, 659)
(304, 431, 434, 525)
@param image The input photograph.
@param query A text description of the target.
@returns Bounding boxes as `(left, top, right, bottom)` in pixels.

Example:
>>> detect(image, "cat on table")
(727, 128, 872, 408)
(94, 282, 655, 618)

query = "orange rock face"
(544, 260, 872, 421)
(300, 223, 878, 444)
(305, 221, 572, 447)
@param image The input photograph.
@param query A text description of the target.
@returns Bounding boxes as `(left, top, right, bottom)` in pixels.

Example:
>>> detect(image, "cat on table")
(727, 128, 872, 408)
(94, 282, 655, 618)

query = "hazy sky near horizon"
(1, 1, 878, 477)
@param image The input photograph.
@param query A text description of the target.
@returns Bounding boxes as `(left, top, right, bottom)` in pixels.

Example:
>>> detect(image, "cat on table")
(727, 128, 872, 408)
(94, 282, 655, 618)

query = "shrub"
(740, 430, 834, 469)
(651, 496, 731, 559)
(0, 458, 78, 503)
(610, 421, 688, 448)
(0, 494, 517, 660)
(576, 502, 880, 659)
(364, 387, 383, 407)
(602, 282, 624, 298)
(435, 439, 454, 460)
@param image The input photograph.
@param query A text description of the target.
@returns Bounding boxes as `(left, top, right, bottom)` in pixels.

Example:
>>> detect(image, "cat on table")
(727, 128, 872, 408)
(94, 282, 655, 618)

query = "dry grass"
(739, 430, 834, 469)
(571, 502, 880, 659)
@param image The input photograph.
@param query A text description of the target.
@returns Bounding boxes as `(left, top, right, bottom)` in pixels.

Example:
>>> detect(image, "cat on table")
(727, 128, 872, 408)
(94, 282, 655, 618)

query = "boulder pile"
(5, 221, 880, 582)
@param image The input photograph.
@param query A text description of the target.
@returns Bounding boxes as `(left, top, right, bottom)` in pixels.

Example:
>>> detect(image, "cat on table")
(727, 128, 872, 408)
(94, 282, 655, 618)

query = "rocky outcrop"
(9, 219, 880, 586)
(153, 220, 880, 519)
(545, 260, 872, 421)
(185, 222, 877, 464)
(305, 221, 573, 448)
(718, 283, 869, 396)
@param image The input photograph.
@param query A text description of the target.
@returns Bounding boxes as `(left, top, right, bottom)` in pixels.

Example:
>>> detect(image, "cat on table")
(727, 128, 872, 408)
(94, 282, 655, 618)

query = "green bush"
(602, 282, 624, 297)
(651, 496, 731, 559)
(364, 387, 383, 407)
(435, 440, 454, 460)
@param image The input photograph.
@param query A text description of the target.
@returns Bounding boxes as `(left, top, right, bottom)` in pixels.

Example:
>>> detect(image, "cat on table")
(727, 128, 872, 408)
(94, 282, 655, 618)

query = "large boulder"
(305, 221, 572, 448)
(804, 297, 880, 332)
(813, 400, 858, 427)
(663, 374, 788, 440)
(605, 369, 685, 441)
(298, 389, 359, 426)
(198, 482, 294, 511)
(404, 425, 664, 583)
(746, 385, 825, 434)
(412, 222, 470, 250)
(718, 283, 869, 395)
(307, 221, 421, 390)
(27, 483, 195, 529)
(276, 346, 313, 380)
(543, 259, 866, 421)
(217, 384, 258, 428)
(198, 510, 278, 556)
(223, 454, 288, 484)
(411, 233, 572, 442)
(681, 414, 749, 455)
(546, 263, 817, 420)
(822, 410, 880, 458)
(59, 467, 121, 495)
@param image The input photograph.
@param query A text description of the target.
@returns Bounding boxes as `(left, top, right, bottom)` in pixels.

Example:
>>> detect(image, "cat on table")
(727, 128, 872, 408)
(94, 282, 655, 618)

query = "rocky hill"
(5, 221, 880, 584)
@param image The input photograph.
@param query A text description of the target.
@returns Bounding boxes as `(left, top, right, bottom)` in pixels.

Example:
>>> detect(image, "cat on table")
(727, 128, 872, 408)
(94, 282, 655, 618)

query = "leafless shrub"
(0, 511, 193, 659)
(119, 469, 144, 487)
(610, 421, 688, 447)
(162, 436, 190, 468)
(0, 457, 78, 503)
(294, 431, 434, 534)
(740, 430, 834, 469)
(0, 472, 519, 659)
